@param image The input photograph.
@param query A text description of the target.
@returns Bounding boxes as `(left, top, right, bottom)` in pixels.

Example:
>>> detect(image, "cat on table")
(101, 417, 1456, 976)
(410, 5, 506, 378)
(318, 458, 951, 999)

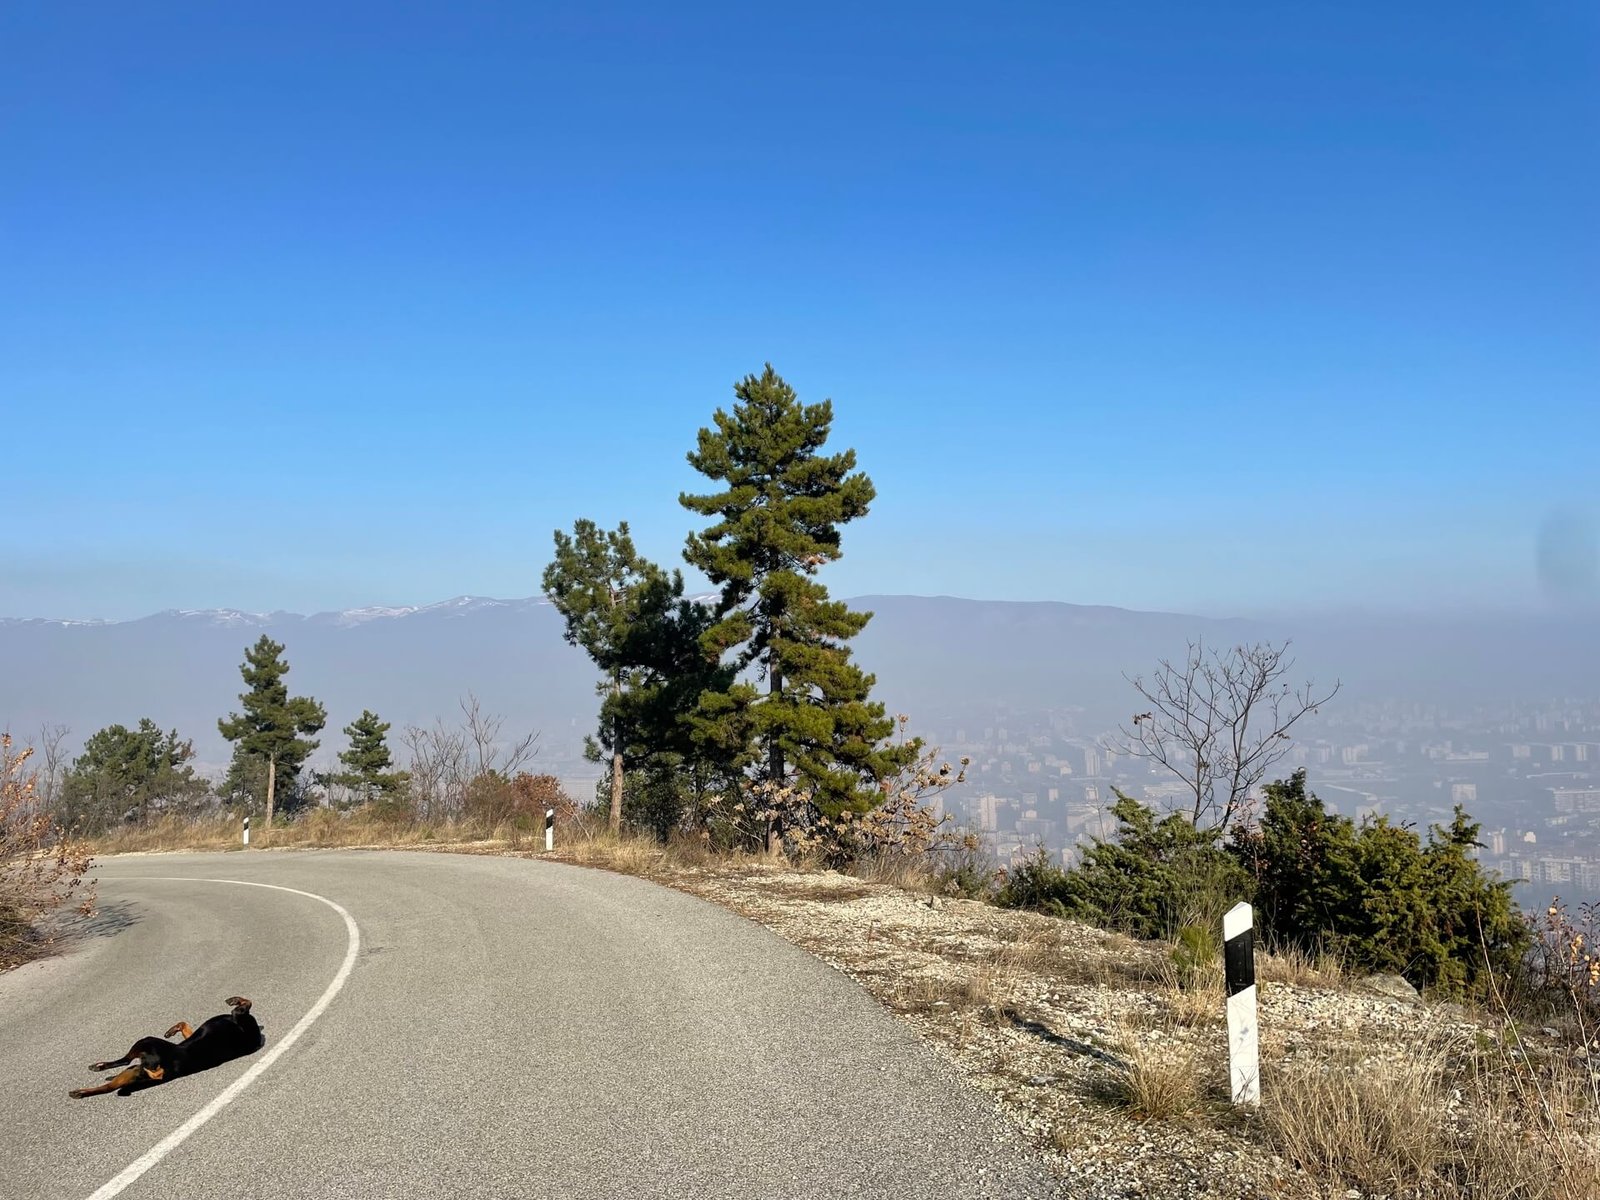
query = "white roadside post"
(1223, 901, 1260, 1108)
(544, 807, 554, 852)
(243, 815, 250, 847)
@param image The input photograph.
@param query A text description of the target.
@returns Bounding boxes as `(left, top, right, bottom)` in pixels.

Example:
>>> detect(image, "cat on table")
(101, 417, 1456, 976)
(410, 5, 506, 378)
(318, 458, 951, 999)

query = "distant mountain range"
(3, 595, 1596, 772)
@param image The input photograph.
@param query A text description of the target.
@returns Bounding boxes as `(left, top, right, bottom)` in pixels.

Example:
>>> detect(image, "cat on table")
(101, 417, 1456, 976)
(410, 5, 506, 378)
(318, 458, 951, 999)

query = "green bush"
(934, 845, 1000, 900)
(993, 772, 1524, 996)
(996, 846, 1073, 915)
(1231, 771, 1525, 995)
(999, 793, 1252, 941)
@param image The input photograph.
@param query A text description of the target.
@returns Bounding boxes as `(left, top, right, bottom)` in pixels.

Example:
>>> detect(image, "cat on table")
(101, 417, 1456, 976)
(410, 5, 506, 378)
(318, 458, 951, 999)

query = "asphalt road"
(0, 851, 1059, 1199)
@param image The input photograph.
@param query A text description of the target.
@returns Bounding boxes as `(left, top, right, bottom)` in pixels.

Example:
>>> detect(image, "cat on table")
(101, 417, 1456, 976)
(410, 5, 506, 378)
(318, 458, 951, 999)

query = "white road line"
(84, 878, 362, 1200)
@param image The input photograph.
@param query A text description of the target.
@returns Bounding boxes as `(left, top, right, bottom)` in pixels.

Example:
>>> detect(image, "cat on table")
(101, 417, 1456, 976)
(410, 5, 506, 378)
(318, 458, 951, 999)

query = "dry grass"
(1157, 959, 1227, 1028)
(759, 877, 877, 903)
(1087, 1024, 1208, 1120)
(898, 958, 1018, 1050)
(84, 810, 753, 870)
(1258, 942, 1346, 988)
(547, 825, 778, 878)
(847, 852, 938, 893)
(1261, 1029, 1600, 1200)
(84, 810, 499, 854)
(1264, 1043, 1452, 1192)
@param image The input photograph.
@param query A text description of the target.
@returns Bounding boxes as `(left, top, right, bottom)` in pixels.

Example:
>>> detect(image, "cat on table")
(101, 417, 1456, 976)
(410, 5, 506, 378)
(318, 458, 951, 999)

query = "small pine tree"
(544, 519, 675, 835)
(1011, 792, 1251, 939)
(331, 710, 408, 810)
(218, 636, 326, 828)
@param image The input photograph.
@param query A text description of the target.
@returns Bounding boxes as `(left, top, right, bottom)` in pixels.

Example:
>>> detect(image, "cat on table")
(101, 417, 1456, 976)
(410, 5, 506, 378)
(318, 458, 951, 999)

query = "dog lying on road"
(70, 996, 262, 1099)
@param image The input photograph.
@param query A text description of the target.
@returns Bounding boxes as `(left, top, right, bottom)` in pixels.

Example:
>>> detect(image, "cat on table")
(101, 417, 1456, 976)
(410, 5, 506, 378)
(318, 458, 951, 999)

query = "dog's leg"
(89, 1045, 140, 1072)
(164, 1021, 194, 1040)
(95, 1036, 175, 1072)
(69, 1065, 145, 1099)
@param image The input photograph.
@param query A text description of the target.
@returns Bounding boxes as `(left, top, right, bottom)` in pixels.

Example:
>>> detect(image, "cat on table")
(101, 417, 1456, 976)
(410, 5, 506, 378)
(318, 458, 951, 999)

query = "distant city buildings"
(912, 696, 1600, 911)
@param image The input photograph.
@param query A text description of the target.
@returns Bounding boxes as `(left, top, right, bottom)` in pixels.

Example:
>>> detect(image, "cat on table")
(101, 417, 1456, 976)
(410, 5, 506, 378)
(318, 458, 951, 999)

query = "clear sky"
(4, 2, 1596, 621)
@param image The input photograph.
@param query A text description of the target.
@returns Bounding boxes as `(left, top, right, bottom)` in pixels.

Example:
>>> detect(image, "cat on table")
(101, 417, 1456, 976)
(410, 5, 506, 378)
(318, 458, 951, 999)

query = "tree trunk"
(265, 755, 277, 836)
(610, 674, 623, 836)
(766, 631, 784, 857)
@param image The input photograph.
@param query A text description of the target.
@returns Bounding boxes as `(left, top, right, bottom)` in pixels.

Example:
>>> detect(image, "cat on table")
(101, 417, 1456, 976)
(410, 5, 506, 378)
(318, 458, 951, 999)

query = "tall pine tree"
(218, 636, 326, 830)
(681, 365, 914, 846)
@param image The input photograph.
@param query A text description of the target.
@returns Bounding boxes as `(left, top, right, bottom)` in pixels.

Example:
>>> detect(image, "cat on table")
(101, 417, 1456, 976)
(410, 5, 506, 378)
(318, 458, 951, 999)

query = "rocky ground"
(625, 861, 1569, 1200)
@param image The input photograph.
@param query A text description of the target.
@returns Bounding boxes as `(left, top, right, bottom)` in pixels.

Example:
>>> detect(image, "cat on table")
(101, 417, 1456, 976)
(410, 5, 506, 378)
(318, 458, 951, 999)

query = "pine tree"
(59, 719, 206, 833)
(602, 573, 736, 839)
(217, 636, 326, 830)
(680, 365, 914, 845)
(543, 520, 675, 835)
(332, 710, 408, 808)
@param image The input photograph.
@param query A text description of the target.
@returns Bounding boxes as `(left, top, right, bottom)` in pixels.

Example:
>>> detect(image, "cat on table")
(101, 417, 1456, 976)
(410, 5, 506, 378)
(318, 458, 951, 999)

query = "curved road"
(0, 851, 1058, 1199)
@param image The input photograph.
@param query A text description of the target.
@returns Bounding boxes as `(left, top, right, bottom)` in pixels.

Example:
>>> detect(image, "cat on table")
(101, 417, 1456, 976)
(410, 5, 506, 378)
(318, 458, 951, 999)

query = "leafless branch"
(1111, 639, 1338, 834)
(36, 723, 71, 814)
(402, 697, 541, 823)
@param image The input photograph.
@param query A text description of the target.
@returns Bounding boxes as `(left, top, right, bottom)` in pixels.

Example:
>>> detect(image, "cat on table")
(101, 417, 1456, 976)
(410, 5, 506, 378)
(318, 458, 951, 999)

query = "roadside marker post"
(544, 808, 554, 852)
(1223, 901, 1260, 1108)
(243, 815, 250, 847)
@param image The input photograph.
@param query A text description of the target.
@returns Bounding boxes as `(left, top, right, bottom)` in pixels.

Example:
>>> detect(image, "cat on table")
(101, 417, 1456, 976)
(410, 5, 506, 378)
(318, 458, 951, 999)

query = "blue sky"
(3, 2, 1596, 620)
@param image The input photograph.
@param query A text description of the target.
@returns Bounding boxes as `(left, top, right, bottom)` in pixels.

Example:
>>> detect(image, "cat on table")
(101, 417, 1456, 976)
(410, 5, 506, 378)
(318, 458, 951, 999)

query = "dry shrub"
(849, 852, 937, 892)
(464, 772, 576, 838)
(1474, 909, 1600, 1199)
(1, 735, 96, 967)
(1448, 1060, 1598, 1200)
(1088, 1026, 1206, 1119)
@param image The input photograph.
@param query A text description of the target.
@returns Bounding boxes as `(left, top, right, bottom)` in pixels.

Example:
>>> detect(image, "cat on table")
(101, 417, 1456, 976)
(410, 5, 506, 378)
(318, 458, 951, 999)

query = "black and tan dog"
(70, 996, 262, 1099)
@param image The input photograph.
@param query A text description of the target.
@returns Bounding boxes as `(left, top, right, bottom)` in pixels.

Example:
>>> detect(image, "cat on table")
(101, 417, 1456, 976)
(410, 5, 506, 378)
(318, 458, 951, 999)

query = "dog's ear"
(225, 995, 252, 1012)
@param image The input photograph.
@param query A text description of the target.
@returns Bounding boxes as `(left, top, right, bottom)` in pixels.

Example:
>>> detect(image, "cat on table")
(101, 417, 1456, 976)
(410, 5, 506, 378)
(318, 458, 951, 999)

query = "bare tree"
(459, 694, 539, 779)
(402, 696, 540, 824)
(1112, 640, 1338, 834)
(36, 723, 70, 814)
(401, 721, 468, 824)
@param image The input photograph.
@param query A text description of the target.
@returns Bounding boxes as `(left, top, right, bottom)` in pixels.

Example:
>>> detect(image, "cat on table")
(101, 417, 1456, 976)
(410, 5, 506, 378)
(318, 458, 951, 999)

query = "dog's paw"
(69, 1089, 87, 1099)
(89, 1061, 112, 1072)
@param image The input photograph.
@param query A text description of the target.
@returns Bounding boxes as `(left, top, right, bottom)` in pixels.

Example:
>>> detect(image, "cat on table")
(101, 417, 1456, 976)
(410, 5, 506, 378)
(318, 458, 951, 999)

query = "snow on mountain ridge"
(4, 596, 556, 628)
